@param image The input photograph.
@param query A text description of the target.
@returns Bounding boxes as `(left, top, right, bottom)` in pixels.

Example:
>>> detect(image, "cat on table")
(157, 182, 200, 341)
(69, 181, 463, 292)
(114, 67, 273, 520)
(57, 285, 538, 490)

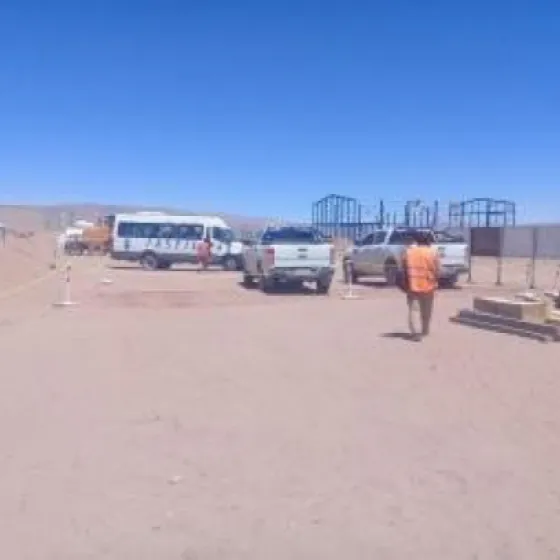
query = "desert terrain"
(1, 231, 560, 559)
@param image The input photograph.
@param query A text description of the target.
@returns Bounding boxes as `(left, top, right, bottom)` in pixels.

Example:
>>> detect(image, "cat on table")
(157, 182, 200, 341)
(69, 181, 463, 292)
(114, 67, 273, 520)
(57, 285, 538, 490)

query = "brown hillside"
(0, 231, 55, 294)
(0, 203, 273, 233)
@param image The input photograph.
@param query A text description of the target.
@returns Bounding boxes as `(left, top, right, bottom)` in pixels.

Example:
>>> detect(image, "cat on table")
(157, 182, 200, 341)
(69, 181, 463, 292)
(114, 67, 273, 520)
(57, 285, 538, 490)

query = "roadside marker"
(52, 264, 78, 308)
(341, 260, 360, 300)
(98, 251, 113, 285)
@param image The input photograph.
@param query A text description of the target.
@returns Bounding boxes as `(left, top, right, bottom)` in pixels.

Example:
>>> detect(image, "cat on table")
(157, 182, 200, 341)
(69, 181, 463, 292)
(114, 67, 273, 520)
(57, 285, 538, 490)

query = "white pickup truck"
(242, 226, 336, 294)
(343, 227, 469, 288)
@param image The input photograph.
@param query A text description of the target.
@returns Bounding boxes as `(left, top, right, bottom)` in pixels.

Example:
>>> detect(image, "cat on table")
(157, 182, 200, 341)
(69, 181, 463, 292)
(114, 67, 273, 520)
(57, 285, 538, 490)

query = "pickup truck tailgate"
(271, 244, 332, 268)
(435, 243, 468, 267)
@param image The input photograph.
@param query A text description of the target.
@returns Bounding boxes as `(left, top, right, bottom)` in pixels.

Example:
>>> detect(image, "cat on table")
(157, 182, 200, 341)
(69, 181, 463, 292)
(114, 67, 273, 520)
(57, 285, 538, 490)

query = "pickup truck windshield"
(212, 227, 235, 243)
(433, 231, 466, 243)
(260, 227, 325, 245)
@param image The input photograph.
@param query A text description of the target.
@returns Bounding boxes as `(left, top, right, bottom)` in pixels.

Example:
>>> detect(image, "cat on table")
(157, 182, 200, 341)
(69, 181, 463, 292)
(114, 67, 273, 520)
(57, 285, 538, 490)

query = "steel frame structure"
(448, 198, 516, 228)
(312, 194, 441, 239)
(311, 194, 364, 239)
(402, 200, 439, 229)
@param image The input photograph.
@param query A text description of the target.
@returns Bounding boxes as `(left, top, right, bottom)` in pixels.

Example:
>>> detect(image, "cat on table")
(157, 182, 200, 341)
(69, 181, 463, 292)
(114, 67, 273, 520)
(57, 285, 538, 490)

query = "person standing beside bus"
(197, 236, 212, 271)
(401, 231, 440, 340)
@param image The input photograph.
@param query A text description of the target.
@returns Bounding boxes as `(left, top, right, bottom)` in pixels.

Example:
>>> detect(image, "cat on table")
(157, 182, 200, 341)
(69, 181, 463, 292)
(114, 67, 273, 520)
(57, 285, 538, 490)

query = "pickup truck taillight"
(264, 246, 275, 267)
(329, 246, 335, 265)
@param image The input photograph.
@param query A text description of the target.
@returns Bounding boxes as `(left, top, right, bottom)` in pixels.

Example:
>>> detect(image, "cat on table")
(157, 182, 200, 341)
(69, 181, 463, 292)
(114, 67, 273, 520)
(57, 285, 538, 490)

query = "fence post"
(495, 227, 503, 286)
(466, 227, 473, 283)
(529, 226, 537, 289)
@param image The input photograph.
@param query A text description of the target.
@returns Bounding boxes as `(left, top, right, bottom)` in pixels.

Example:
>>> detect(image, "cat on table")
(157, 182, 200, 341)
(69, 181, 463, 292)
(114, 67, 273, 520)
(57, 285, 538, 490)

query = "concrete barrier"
(450, 309, 560, 342)
(473, 296, 547, 323)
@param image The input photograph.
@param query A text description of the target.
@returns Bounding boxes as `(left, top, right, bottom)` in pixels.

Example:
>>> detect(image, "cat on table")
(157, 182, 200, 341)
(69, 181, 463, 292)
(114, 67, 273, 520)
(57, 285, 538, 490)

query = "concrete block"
(451, 309, 560, 342)
(473, 296, 547, 323)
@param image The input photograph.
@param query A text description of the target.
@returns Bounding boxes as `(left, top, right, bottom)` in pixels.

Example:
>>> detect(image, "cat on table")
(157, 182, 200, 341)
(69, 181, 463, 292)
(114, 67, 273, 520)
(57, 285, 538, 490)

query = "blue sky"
(0, 0, 559, 222)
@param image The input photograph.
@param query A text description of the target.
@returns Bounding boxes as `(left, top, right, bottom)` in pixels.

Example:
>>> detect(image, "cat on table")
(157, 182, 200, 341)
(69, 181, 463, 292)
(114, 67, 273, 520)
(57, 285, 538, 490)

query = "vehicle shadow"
(353, 278, 391, 289)
(237, 281, 318, 296)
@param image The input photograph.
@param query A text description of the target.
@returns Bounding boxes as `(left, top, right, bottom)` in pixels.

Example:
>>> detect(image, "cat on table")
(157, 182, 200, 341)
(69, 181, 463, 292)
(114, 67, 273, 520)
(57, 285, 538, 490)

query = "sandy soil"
(0, 232, 57, 294)
(0, 254, 560, 559)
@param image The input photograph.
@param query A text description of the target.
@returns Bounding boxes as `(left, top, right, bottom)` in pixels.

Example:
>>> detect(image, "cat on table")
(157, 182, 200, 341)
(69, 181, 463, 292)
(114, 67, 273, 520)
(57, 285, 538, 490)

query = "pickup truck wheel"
(259, 276, 274, 293)
(316, 280, 332, 295)
(384, 259, 399, 286)
(140, 252, 159, 271)
(439, 275, 458, 289)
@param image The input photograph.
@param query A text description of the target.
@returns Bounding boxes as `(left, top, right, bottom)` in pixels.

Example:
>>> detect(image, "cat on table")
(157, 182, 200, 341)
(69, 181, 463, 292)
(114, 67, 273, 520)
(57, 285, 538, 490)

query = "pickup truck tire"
(384, 259, 399, 286)
(140, 252, 159, 271)
(439, 275, 458, 289)
(316, 279, 332, 295)
(259, 275, 275, 294)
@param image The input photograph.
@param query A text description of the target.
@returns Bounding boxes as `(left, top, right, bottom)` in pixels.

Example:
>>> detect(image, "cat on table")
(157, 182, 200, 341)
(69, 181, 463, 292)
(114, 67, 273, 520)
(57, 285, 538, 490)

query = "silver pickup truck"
(242, 226, 335, 294)
(343, 227, 469, 288)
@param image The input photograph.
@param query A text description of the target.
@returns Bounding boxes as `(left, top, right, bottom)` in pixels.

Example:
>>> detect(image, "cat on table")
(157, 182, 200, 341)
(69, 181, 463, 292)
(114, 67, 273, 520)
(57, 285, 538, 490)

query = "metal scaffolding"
(403, 200, 439, 228)
(448, 198, 516, 228)
(312, 195, 443, 239)
(311, 194, 364, 239)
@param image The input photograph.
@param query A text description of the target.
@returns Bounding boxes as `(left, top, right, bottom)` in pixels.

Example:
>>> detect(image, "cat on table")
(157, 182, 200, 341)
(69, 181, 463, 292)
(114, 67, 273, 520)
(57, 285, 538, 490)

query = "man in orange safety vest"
(400, 231, 440, 340)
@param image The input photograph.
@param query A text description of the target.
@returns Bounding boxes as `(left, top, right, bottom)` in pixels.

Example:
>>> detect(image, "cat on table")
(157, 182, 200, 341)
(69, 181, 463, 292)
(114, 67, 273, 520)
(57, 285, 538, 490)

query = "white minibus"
(110, 213, 244, 270)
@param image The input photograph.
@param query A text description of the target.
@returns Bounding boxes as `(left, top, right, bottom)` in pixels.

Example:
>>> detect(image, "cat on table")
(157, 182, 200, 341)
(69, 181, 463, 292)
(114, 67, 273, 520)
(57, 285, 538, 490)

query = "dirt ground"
(1, 252, 560, 559)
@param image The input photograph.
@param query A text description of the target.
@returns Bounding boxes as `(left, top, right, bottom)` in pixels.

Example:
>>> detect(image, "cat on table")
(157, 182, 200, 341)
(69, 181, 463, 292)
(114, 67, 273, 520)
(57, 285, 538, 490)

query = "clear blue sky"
(0, 0, 558, 222)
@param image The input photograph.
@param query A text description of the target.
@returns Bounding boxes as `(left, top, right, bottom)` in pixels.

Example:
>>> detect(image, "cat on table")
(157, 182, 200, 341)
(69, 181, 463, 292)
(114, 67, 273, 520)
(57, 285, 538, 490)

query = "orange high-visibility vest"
(404, 245, 439, 293)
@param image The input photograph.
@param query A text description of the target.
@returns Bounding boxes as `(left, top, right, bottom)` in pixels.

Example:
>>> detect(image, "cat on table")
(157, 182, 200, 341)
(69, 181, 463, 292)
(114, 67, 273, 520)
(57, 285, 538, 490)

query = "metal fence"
(463, 225, 560, 291)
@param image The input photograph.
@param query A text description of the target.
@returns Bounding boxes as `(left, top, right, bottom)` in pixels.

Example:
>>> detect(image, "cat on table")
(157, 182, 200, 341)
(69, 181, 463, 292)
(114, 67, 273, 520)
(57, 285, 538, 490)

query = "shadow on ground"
(352, 278, 464, 291)
(237, 281, 321, 296)
(380, 331, 420, 342)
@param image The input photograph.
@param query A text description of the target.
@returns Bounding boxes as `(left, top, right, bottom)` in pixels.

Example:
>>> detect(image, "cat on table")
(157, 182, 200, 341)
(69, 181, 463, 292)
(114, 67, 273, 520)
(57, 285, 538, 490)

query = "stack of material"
(451, 294, 560, 342)
(473, 296, 548, 323)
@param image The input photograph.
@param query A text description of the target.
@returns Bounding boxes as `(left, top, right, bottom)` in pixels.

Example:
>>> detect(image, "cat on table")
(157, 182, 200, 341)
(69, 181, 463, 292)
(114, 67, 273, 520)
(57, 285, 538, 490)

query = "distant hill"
(0, 203, 278, 236)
